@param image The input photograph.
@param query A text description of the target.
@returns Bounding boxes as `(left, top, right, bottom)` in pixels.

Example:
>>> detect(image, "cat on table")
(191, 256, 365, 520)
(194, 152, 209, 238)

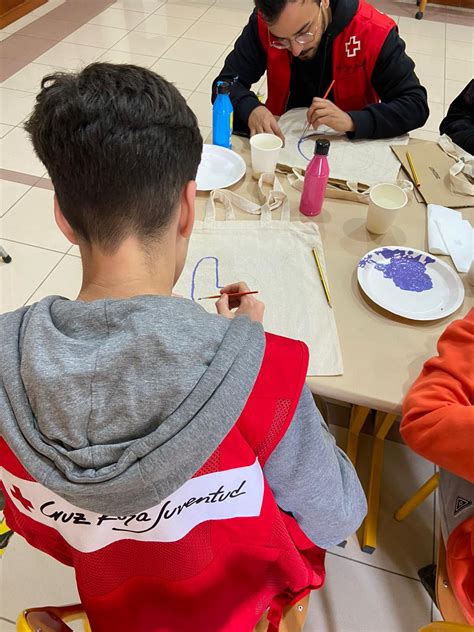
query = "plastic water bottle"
(213, 81, 233, 149)
(299, 138, 330, 217)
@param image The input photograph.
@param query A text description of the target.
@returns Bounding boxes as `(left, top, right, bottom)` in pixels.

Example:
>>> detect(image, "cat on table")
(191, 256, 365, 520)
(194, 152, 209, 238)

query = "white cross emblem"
(345, 36, 361, 58)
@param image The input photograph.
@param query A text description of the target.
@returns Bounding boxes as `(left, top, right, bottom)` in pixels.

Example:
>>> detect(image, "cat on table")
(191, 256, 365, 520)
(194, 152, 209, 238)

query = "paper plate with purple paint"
(357, 247, 464, 320)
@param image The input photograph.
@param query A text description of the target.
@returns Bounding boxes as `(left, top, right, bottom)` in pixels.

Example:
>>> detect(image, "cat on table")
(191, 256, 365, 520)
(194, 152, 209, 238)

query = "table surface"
(196, 135, 474, 415)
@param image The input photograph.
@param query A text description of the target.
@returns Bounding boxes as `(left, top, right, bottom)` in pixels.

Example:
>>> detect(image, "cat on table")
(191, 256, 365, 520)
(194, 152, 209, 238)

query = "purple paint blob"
(190, 256, 223, 301)
(359, 249, 435, 292)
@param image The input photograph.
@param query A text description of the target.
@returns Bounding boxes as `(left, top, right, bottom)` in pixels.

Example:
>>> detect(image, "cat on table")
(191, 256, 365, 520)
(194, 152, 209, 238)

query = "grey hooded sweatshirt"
(0, 295, 366, 550)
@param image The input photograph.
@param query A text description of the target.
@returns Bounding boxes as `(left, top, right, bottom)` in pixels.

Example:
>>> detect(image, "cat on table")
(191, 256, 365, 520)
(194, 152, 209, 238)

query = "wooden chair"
(17, 595, 310, 632)
(417, 535, 473, 631)
(17, 605, 91, 632)
(435, 536, 470, 626)
(397, 475, 473, 631)
(255, 594, 310, 632)
(0, 516, 14, 556)
(420, 623, 474, 631)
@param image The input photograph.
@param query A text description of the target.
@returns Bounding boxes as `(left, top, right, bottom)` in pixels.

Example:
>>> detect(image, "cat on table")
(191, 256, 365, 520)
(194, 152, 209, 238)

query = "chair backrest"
(436, 536, 470, 625)
(418, 535, 474, 632)
(16, 605, 90, 632)
(419, 623, 474, 631)
(16, 597, 310, 632)
(0, 517, 13, 556)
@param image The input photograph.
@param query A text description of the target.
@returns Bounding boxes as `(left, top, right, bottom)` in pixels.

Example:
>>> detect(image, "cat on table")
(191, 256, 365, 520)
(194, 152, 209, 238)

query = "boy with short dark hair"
(0, 63, 366, 631)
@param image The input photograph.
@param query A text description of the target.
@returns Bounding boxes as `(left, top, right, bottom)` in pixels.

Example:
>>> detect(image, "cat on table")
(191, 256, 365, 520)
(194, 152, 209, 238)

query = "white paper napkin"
(435, 218, 473, 273)
(427, 204, 473, 273)
(427, 204, 462, 255)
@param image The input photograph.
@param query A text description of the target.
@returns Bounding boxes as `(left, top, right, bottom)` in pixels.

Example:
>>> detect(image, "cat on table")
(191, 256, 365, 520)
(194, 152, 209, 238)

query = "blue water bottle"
(213, 81, 233, 149)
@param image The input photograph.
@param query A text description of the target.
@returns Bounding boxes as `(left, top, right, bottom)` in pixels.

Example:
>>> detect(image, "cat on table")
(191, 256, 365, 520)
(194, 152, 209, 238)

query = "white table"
(197, 135, 474, 552)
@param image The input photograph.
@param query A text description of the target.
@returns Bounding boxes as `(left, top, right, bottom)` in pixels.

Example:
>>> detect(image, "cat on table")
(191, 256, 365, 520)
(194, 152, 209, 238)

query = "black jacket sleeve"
(212, 11, 267, 133)
(348, 28, 429, 139)
(440, 80, 474, 155)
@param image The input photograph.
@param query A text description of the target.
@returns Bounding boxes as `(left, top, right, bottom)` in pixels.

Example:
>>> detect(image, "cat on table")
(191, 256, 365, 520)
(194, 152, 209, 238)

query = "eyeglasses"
(269, 31, 315, 49)
(268, 9, 322, 50)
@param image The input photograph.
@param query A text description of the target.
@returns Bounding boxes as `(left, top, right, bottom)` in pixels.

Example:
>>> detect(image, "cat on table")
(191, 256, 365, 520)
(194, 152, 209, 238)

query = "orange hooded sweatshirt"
(401, 308, 474, 623)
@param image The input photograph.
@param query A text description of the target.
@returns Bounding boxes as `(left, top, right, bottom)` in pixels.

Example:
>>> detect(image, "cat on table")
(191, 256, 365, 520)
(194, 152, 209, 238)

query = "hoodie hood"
(327, 0, 359, 38)
(0, 295, 265, 515)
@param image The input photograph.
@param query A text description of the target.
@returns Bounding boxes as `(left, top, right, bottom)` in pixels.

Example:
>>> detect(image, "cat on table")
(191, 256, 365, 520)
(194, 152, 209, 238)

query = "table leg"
(346, 405, 371, 466)
(361, 411, 398, 554)
(394, 472, 440, 522)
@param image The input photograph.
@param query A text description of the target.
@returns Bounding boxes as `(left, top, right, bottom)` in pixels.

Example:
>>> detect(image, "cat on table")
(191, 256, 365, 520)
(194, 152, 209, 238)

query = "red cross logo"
(345, 36, 361, 58)
(11, 485, 34, 512)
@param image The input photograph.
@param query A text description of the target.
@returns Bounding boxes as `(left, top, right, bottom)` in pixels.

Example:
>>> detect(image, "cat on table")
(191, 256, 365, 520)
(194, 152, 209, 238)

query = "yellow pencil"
(312, 248, 332, 308)
(406, 151, 421, 187)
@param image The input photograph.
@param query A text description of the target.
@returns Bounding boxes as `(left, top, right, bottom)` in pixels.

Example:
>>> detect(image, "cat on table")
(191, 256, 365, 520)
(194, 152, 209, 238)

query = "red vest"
(0, 333, 325, 632)
(257, 0, 396, 115)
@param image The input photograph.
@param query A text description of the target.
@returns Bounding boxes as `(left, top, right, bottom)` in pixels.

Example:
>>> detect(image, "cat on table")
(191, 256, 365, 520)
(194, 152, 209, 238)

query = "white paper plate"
(196, 144, 246, 191)
(357, 246, 464, 321)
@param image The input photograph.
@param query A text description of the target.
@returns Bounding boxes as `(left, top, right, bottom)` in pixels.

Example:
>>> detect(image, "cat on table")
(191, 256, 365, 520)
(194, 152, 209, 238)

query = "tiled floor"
(1, 0, 473, 629)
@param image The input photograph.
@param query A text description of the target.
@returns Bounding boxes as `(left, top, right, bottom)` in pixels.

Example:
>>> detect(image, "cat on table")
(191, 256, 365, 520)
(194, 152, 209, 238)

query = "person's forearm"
(444, 128, 474, 155)
(211, 72, 259, 132)
(212, 10, 266, 133)
(348, 89, 429, 139)
(440, 114, 474, 154)
(232, 88, 262, 132)
(288, 442, 367, 549)
(264, 386, 367, 549)
(402, 401, 474, 482)
(440, 80, 474, 149)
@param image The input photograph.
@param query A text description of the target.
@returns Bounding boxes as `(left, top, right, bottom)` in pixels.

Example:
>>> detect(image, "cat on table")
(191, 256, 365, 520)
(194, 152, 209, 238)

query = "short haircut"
(25, 63, 203, 252)
(255, 0, 320, 25)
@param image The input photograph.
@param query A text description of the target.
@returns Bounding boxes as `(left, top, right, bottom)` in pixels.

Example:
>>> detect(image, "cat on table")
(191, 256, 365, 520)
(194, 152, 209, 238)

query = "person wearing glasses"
(212, 0, 429, 141)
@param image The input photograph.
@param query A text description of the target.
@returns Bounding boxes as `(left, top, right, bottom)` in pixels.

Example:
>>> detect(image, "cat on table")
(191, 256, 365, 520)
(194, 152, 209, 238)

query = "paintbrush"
(198, 290, 259, 300)
(300, 79, 336, 139)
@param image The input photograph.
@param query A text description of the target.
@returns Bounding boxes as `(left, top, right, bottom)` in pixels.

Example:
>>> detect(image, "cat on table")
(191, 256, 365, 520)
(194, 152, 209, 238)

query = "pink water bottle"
(299, 138, 330, 217)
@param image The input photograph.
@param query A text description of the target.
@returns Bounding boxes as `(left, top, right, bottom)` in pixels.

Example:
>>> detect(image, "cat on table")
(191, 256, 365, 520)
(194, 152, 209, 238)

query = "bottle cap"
(216, 81, 231, 95)
(314, 138, 330, 156)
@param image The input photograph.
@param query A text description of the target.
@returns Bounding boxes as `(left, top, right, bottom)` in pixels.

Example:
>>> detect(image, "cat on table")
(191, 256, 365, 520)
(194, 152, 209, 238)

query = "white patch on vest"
(1, 460, 264, 553)
(345, 36, 361, 58)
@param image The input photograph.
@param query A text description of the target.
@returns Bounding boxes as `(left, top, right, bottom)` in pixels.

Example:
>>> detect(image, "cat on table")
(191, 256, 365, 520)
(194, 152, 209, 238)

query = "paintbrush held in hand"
(301, 79, 336, 139)
(198, 291, 259, 300)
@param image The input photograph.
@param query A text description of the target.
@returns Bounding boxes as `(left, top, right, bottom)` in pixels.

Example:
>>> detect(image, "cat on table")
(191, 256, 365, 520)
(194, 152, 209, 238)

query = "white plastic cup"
(366, 183, 408, 235)
(250, 133, 283, 179)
